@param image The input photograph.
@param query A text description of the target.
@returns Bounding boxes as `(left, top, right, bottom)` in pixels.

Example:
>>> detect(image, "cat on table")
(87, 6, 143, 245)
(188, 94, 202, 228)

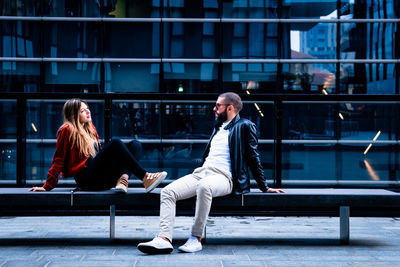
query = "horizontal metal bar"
(0, 139, 17, 144)
(1, 16, 399, 23)
(1, 57, 399, 64)
(5, 92, 400, 102)
(13, 139, 400, 145)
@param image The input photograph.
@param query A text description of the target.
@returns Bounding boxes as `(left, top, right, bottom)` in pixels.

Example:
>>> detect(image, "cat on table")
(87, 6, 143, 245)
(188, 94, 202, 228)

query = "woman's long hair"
(61, 99, 99, 158)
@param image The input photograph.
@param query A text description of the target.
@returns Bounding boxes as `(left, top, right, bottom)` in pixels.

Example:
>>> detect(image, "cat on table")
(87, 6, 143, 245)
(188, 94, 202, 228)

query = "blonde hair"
(60, 98, 99, 158)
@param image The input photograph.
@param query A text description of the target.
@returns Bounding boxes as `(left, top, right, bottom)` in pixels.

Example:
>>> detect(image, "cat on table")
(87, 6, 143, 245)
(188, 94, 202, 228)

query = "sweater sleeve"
(43, 126, 70, 191)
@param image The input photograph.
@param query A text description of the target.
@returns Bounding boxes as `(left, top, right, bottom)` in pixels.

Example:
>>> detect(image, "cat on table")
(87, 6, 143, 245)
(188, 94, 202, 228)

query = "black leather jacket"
(201, 114, 269, 195)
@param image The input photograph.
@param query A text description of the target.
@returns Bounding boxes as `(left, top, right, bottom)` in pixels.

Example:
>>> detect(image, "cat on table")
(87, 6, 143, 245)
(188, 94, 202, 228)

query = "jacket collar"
(214, 114, 241, 131)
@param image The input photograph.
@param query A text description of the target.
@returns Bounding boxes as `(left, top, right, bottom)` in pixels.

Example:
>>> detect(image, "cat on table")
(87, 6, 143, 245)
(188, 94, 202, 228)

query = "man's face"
(214, 97, 229, 123)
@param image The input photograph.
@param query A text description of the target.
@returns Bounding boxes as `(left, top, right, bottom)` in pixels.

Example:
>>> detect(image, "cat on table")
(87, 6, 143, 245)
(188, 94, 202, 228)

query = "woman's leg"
(76, 139, 147, 190)
(119, 140, 143, 178)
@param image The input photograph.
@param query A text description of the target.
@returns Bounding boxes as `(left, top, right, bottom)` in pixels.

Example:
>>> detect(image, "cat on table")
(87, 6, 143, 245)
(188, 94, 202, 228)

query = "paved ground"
(0, 215, 399, 267)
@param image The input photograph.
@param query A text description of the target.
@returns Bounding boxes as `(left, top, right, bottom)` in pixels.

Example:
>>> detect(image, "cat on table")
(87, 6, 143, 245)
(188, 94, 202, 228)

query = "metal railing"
(2, 92, 400, 188)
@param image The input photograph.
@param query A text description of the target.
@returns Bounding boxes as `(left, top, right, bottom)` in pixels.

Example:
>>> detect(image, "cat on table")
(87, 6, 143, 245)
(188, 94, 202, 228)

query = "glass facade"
(1, 0, 400, 188)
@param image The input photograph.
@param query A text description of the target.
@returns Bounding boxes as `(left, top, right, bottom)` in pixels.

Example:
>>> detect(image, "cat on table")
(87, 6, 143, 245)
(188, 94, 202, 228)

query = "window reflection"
(163, 23, 218, 58)
(164, 0, 218, 18)
(222, 23, 281, 58)
(104, 23, 160, 58)
(222, 0, 279, 18)
(163, 63, 218, 93)
(43, 22, 101, 58)
(112, 101, 160, 139)
(0, 21, 41, 58)
(223, 64, 278, 93)
(340, 64, 397, 94)
(44, 62, 101, 93)
(107, 0, 161, 18)
(283, 63, 335, 93)
(43, 0, 102, 17)
(106, 63, 160, 92)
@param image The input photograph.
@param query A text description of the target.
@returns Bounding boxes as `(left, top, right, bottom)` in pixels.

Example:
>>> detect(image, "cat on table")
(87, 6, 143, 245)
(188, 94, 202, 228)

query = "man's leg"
(177, 167, 232, 253)
(191, 168, 232, 238)
(137, 168, 203, 254)
(159, 172, 199, 242)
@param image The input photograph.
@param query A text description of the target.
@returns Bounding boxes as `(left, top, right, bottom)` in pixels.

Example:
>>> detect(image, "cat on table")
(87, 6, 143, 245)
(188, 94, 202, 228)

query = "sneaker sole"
(178, 246, 202, 253)
(145, 171, 167, 193)
(137, 244, 173, 254)
(115, 186, 127, 193)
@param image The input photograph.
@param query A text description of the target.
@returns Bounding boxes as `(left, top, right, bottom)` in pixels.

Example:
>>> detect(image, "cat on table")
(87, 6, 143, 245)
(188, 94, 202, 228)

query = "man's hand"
(266, 188, 285, 193)
(29, 187, 46, 192)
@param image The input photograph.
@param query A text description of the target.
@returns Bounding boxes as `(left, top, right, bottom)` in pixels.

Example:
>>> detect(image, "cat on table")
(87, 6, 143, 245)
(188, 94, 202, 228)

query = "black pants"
(74, 139, 146, 190)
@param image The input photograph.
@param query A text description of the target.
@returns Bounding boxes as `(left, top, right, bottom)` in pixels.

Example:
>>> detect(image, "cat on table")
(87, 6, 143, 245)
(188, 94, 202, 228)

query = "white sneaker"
(137, 237, 173, 254)
(178, 235, 202, 253)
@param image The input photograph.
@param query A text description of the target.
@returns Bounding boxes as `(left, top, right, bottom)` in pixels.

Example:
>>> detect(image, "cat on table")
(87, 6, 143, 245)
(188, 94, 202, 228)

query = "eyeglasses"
(215, 103, 231, 109)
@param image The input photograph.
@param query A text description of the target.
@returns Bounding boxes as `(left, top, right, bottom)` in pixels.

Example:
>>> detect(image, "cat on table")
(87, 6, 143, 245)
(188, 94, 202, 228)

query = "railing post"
(274, 99, 282, 188)
(16, 97, 26, 187)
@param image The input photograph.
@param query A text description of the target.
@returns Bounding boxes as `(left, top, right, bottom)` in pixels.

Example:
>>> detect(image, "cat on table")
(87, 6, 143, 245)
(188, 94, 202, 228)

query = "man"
(137, 92, 285, 254)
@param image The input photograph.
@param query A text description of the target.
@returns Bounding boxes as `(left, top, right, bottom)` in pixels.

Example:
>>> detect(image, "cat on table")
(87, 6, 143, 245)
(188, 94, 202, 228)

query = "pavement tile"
(221, 260, 266, 267)
(0, 216, 399, 266)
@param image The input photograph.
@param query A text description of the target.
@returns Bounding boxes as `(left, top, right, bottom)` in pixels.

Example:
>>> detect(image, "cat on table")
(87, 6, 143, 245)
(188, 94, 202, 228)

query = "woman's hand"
(29, 187, 46, 192)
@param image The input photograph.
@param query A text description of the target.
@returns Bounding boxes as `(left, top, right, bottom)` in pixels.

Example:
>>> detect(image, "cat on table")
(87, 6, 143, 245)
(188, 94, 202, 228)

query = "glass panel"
(222, 63, 278, 93)
(163, 63, 218, 93)
(163, 23, 219, 58)
(282, 63, 336, 93)
(290, 23, 337, 60)
(107, 0, 161, 18)
(282, 144, 338, 182)
(161, 102, 216, 139)
(42, 0, 102, 17)
(282, 144, 399, 185)
(283, 103, 337, 140)
(112, 101, 160, 139)
(104, 23, 160, 58)
(44, 62, 101, 93)
(43, 22, 101, 58)
(340, 63, 397, 94)
(0, 21, 41, 58)
(0, 62, 40, 92)
(164, 0, 219, 18)
(0, 0, 40, 16)
(341, 23, 397, 60)
(282, 0, 339, 19)
(341, 0, 398, 19)
(26, 100, 104, 183)
(282, 102, 399, 186)
(222, 0, 279, 18)
(222, 23, 280, 58)
(0, 100, 16, 182)
(106, 63, 160, 93)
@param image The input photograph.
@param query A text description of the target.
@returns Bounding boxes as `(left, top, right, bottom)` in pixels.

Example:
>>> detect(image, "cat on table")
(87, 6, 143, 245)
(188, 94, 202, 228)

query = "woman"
(29, 98, 167, 193)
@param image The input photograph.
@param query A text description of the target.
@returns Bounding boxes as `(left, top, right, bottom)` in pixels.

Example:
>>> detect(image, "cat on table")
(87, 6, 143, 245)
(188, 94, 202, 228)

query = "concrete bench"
(0, 188, 399, 244)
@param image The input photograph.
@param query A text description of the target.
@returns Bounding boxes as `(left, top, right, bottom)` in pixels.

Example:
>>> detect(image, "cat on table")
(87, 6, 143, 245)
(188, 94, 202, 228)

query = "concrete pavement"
(0, 215, 399, 266)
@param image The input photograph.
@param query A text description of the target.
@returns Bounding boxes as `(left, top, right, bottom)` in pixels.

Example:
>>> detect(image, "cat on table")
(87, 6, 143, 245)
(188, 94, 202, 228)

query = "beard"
(216, 109, 228, 123)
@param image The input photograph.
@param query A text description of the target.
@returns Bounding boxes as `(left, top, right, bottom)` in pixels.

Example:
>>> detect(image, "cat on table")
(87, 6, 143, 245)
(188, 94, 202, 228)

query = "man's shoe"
(143, 171, 167, 193)
(137, 237, 173, 254)
(178, 235, 202, 253)
(115, 175, 129, 193)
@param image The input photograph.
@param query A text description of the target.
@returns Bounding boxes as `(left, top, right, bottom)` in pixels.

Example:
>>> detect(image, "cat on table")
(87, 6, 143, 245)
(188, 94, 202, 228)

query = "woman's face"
(79, 102, 92, 124)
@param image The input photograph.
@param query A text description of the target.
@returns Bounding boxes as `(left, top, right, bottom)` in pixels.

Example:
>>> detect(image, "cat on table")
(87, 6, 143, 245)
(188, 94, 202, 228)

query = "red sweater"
(43, 125, 100, 191)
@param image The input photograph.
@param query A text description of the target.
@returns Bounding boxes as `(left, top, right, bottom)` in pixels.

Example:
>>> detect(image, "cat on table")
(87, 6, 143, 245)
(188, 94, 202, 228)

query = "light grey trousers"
(159, 166, 233, 241)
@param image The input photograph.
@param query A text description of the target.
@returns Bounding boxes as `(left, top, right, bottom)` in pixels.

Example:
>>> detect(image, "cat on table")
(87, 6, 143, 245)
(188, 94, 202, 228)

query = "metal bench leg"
(340, 206, 349, 244)
(110, 205, 115, 241)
